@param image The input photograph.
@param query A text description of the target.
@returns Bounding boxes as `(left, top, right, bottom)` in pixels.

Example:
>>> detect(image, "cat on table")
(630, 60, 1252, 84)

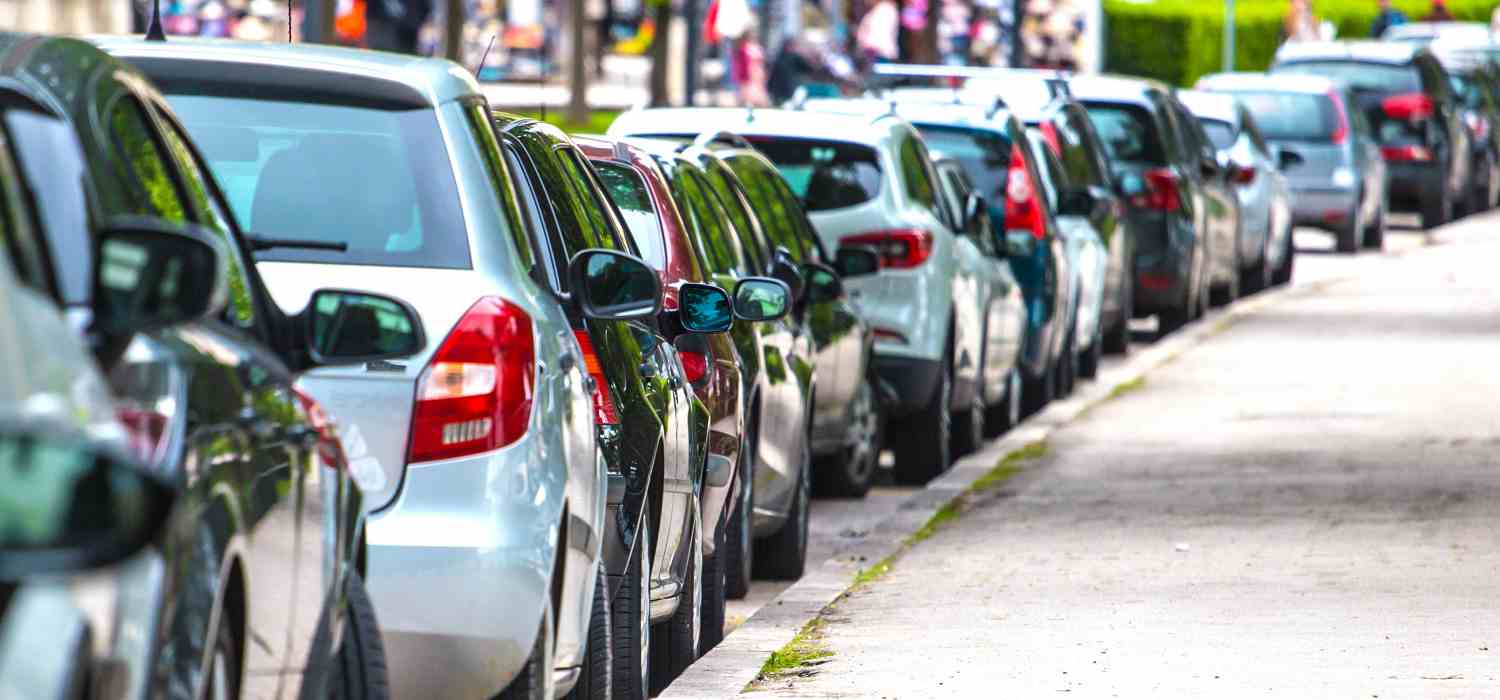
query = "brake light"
(1327, 90, 1350, 145)
(679, 350, 709, 385)
(408, 297, 535, 463)
(1381, 145, 1432, 162)
(840, 229, 934, 268)
(1003, 144, 1046, 240)
(572, 329, 620, 426)
(1231, 164, 1256, 185)
(293, 388, 346, 470)
(1382, 92, 1434, 121)
(1138, 168, 1182, 212)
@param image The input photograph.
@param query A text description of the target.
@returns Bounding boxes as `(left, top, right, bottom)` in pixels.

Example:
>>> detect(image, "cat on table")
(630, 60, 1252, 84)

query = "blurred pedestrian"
(715, 0, 754, 98)
(1370, 0, 1407, 38)
(732, 24, 769, 107)
(367, 0, 432, 54)
(855, 0, 900, 67)
(1423, 0, 1454, 22)
(1282, 0, 1319, 43)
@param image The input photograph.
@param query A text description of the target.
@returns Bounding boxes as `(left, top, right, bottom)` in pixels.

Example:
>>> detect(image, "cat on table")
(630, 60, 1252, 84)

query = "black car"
(0, 34, 425, 699)
(491, 114, 733, 696)
(1072, 75, 1235, 333)
(1439, 52, 1500, 212)
(1273, 41, 1471, 229)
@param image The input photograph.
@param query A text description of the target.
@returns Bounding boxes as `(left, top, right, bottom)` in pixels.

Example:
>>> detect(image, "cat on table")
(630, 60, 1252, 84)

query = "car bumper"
(1385, 162, 1442, 212)
(1290, 187, 1361, 229)
(872, 354, 944, 417)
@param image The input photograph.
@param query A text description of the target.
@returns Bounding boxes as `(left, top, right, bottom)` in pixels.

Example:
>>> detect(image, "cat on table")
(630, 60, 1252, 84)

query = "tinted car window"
(670, 164, 746, 276)
(166, 93, 470, 269)
(1201, 119, 1237, 149)
(0, 126, 50, 294)
(726, 155, 805, 262)
(1082, 102, 1166, 164)
(1229, 91, 1337, 142)
(1275, 61, 1421, 92)
(897, 134, 942, 216)
(596, 162, 669, 270)
(748, 136, 882, 211)
(4, 109, 91, 304)
(915, 124, 1012, 202)
(108, 97, 188, 224)
(702, 161, 766, 271)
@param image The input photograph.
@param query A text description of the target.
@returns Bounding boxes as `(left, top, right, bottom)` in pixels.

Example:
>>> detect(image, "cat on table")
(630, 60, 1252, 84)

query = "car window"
(1200, 118, 1237, 150)
(1082, 101, 1166, 165)
(913, 124, 1012, 203)
(595, 161, 669, 270)
(1067, 108, 1115, 188)
(1027, 130, 1062, 210)
(1274, 61, 1422, 93)
(702, 160, 767, 272)
(766, 172, 830, 264)
(2, 107, 92, 305)
(726, 154, 805, 262)
(746, 136, 882, 211)
(1225, 91, 1338, 142)
(0, 125, 52, 295)
(897, 133, 943, 219)
(107, 96, 189, 224)
(556, 147, 624, 251)
(671, 163, 747, 276)
(166, 92, 470, 269)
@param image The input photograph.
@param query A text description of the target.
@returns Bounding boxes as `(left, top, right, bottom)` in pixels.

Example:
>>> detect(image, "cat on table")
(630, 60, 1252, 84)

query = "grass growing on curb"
(850, 555, 895, 590)
(1105, 376, 1147, 402)
(752, 616, 833, 686)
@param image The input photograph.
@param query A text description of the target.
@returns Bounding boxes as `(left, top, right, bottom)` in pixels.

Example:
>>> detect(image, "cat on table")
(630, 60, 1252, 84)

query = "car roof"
(800, 94, 1017, 135)
(1274, 40, 1425, 66)
(89, 35, 480, 106)
(1176, 90, 1238, 124)
(1067, 73, 1173, 106)
(1196, 71, 1343, 95)
(608, 106, 905, 147)
(0, 33, 138, 117)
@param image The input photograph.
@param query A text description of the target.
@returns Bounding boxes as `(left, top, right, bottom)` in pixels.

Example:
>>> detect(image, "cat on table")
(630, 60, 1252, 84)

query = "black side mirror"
(1056, 187, 1097, 218)
(568, 249, 664, 321)
(770, 247, 805, 300)
(91, 219, 226, 338)
(802, 262, 844, 303)
(0, 430, 176, 580)
(834, 245, 881, 278)
(677, 283, 734, 333)
(731, 277, 792, 322)
(1277, 148, 1305, 170)
(305, 290, 426, 365)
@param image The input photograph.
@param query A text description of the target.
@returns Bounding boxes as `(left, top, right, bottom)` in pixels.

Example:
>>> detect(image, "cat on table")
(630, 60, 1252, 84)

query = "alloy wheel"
(845, 379, 880, 486)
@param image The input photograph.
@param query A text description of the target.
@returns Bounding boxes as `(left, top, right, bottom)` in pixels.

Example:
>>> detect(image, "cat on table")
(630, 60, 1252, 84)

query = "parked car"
(29, 34, 432, 700)
(1436, 50, 1500, 212)
(1382, 21, 1493, 46)
(1197, 72, 1388, 255)
(621, 137, 816, 595)
(101, 36, 622, 700)
(1071, 75, 1231, 332)
(1177, 89, 1300, 287)
(1272, 41, 1470, 229)
(492, 114, 739, 696)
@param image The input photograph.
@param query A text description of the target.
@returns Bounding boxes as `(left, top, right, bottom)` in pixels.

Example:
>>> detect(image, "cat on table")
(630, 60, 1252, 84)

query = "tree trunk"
(302, 0, 337, 43)
(445, 0, 465, 62)
(648, 0, 672, 106)
(569, 0, 591, 123)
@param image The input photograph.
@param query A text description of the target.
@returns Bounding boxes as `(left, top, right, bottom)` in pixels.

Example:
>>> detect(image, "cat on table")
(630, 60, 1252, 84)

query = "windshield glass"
(1275, 61, 1421, 93)
(1200, 119, 1237, 149)
(1081, 103, 1166, 165)
(914, 125, 1012, 202)
(595, 162, 668, 270)
(1226, 91, 1338, 142)
(744, 136, 882, 212)
(166, 94, 470, 268)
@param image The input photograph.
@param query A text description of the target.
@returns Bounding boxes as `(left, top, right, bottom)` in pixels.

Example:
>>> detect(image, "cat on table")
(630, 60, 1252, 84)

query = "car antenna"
(474, 34, 497, 80)
(146, 0, 166, 41)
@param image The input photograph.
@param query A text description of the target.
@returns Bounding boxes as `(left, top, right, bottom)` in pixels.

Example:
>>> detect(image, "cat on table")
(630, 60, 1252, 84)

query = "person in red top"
(732, 24, 769, 106)
(1424, 0, 1456, 21)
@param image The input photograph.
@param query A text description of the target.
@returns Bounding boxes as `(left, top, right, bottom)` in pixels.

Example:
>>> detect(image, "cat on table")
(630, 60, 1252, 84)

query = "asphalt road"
(718, 214, 1500, 696)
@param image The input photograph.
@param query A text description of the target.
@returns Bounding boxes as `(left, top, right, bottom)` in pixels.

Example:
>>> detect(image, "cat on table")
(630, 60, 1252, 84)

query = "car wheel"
(1056, 331, 1077, 398)
(753, 441, 810, 579)
(650, 514, 701, 693)
(983, 368, 1022, 438)
(1362, 201, 1385, 250)
(1021, 358, 1055, 417)
(1272, 223, 1295, 286)
(1078, 333, 1102, 380)
(813, 376, 881, 498)
(205, 615, 241, 700)
(1240, 260, 1267, 296)
(950, 376, 985, 459)
(890, 351, 952, 484)
(1422, 188, 1451, 230)
(566, 564, 612, 700)
(611, 499, 651, 700)
(327, 572, 390, 700)
(498, 615, 550, 700)
(723, 453, 752, 600)
(699, 526, 727, 656)
(1102, 274, 1132, 355)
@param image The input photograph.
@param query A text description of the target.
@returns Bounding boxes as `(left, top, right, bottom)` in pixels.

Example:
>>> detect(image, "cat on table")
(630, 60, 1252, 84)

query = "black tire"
(752, 444, 809, 580)
(699, 528, 727, 656)
(812, 376, 881, 498)
(206, 612, 242, 700)
(1209, 263, 1239, 306)
(1021, 358, 1054, 417)
(1056, 332, 1076, 398)
(611, 501, 651, 700)
(498, 617, 549, 700)
(1078, 334, 1102, 380)
(1241, 260, 1267, 296)
(1272, 226, 1295, 286)
(566, 566, 612, 700)
(723, 453, 752, 600)
(1422, 188, 1451, 230)
(1102, 273, 1131, 355)
(650, 519, 702, 694)
(1363, 202, 1385, 250)
(328, 573, 390, 700)
(982, 368, 1022, 438)
(890, 352, 952, 485)
(950, 376, 984, 459)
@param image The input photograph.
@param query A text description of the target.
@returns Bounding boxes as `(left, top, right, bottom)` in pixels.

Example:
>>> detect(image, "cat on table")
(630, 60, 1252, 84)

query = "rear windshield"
(1081, 103, 1166, 165)
(1274, 61, 1421, 93)
(914, 125, 1012, 202)
(1200, 119, 1237, 149)
(1227, 91, 1338, 142)
(594, 162, 667, 269)
(744, 136, 882, 212)
(166, 94, 470, 268)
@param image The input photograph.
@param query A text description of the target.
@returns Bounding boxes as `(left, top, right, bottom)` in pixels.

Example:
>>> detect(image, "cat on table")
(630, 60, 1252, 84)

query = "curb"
(660, 220, 1469, 699)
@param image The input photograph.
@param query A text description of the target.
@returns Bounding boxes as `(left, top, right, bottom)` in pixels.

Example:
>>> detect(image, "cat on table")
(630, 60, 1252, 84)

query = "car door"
(938, 162, 1020, 401)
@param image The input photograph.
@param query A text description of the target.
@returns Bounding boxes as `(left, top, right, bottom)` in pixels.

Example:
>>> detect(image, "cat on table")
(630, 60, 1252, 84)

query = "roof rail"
(1045, 74, 1073, 100)
(691, 131, 754, 150)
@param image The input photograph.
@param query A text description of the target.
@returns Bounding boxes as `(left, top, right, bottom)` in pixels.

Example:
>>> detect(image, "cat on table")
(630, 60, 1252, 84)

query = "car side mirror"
(770, 247, 805, 300)
(568, 249, 664, 321)
(677, 283, 734, 333)
(1277, 148, 1304, 170)
(834, 245, 881, 278)
(91, 220, 227, 338)
(304, 290, 426, 365)
(1056, 187, 1097, 217)
(731, 277, 792, 322)
(0, 430, 176, 580)
(802, 262, 844, 303)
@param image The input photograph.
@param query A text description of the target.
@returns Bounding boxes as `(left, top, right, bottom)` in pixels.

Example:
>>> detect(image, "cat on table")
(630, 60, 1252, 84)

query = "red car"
(576, 135, 745, 652)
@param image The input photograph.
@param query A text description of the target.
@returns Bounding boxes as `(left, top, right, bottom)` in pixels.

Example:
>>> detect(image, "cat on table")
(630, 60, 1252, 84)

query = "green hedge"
(1103, 0, 1500, 87)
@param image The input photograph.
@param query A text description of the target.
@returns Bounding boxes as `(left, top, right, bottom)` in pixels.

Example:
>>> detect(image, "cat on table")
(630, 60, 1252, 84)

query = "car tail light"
(1004, 144, 1046, 240)
(293, 388, 346, 470)
(1381, 145, 1433, 162)
(1382, 92, 1434, 122)
(679, 350, 710, 386)
(1137, 168, 1182, 212)
(408, 297, 535, 463)
(1327, 90, 1351, 145)
(573, 329, 620, 426)
(1231, 164, 1256, 185)
(840, 229, 934, 268)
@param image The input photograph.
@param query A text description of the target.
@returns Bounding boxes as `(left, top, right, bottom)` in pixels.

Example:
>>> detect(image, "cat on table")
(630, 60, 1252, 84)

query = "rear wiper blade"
(245, 235, 348, 252)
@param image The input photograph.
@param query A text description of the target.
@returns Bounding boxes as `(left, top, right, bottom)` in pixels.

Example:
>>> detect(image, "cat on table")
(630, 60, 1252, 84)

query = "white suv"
(610, 108, 1025, 483)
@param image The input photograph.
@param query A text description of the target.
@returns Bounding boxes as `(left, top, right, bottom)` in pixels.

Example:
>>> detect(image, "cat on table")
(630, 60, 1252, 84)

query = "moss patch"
(751, 616, 834, 687)
(1106, 377, 1147, 402)
(850, 556, 895, 590)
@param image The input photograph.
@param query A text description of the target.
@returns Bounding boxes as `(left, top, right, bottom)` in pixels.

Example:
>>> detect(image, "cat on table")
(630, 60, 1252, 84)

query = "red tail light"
(1382, 92, 1434, 121)
(679, 350, 710, 385)
(1137, 168, 1182, 212)
(840, 229, 934, 268)
(1004, 144, 1046, 240)
(408, 297, 535, 463)
(573, 329, 619, 426)
(1381, 145, 1432, 162)
(1231, 164, 1256, 185)
(293, 388, 346, 470)
(1327, 90, 1351, 145)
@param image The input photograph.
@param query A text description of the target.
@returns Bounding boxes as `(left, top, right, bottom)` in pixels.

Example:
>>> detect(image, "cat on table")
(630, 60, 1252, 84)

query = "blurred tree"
(570, 0, 591, 123)
(648, 0, 672, 105)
